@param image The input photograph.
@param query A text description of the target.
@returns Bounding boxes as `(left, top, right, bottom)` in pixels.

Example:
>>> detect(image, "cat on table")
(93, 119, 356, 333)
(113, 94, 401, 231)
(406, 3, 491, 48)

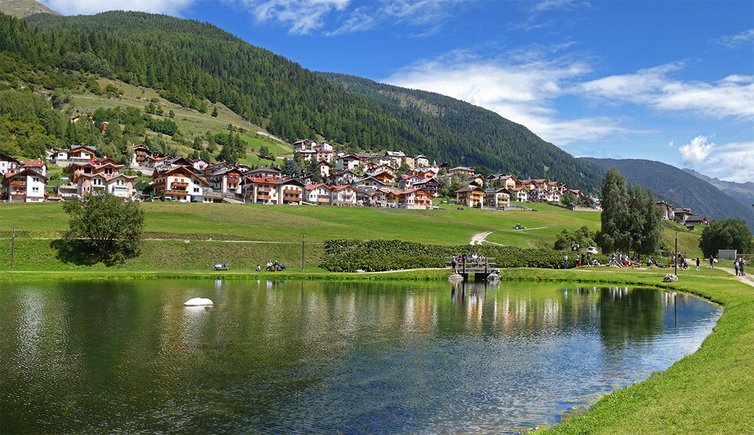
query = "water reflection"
(0, 280, 720, 433)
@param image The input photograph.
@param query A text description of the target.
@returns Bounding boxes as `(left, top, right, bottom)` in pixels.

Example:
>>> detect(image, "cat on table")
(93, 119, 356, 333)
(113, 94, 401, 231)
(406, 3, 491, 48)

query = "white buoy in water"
(183, 297, 214, 307)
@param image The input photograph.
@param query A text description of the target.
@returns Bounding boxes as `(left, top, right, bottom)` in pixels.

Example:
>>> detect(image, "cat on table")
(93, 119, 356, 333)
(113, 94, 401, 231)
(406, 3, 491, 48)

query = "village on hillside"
(0, 141, 707, 225)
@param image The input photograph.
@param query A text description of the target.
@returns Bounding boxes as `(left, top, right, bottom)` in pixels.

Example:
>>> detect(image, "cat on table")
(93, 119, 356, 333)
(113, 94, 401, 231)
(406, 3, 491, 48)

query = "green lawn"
(1, 201, 603, 247)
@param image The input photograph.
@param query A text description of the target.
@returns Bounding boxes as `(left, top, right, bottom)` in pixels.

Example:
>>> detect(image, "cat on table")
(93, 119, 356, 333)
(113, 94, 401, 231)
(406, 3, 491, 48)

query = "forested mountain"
(0, 9, 602, 191)
(683, 168, 754, 212)
(320, 73, 603, 191)
(584, 158, 754, 230)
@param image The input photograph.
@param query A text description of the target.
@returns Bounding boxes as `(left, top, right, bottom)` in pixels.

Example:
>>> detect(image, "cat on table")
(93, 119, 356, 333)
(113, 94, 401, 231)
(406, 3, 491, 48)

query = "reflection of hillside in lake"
(0, 280, 719, 433)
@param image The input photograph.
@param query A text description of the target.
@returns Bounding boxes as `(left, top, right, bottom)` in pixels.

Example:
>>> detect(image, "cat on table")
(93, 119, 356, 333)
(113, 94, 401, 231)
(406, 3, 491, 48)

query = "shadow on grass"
(50, 239, 136, 267)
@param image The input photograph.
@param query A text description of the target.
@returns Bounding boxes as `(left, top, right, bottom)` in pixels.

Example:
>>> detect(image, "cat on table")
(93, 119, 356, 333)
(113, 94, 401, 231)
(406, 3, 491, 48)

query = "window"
(32, 187, 39, 193)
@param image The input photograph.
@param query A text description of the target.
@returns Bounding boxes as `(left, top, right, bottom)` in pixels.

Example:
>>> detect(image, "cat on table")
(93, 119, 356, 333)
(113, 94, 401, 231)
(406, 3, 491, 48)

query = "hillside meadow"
(0, 201, 705, 273)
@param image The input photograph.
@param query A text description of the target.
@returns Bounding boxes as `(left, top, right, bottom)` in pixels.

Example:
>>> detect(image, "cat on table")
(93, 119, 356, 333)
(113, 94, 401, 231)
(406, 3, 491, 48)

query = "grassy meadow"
(69, 77, 294, 162)
(0, 201, 707, 273)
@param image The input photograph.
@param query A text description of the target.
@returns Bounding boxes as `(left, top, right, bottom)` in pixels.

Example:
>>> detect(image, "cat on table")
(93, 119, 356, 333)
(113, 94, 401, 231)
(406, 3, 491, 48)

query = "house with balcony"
(77, 173, 137, 199)
(371, 188, 401, 208)
(204, 167, 244, 197)
(129, 144, 151, 167)
(414, 155, 430, 168)
(280, 179, 305, 205)
(337, 154, 362, 172)
(488, 174, 517, 190)
(448, 166, 475, 178)
(58, 145, 97, 166)
(247, 167, 282, 180)
(304, 183, 333, 205)
(385, 151, 406, 168)
(412, 177, 440, 197)
(244, 177, 281, 204)
(3, 168, 47, 202)
(484, 188, 511, 208)
(509, 187, 529, 202)
(151, 166, 208, 202)
(456, 186, 485, 207)
(331, 185, 357, 206)
(399, 188, 433, 209)
(0, 152, 20, 176)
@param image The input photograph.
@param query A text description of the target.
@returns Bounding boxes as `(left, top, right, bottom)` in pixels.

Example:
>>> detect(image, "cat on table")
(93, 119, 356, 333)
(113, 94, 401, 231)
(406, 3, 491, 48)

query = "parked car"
(587, 246, 599, 254)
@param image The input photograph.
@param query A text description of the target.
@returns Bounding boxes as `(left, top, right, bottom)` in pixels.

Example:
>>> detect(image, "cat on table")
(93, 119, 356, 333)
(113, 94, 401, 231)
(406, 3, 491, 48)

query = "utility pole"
(301, 234, 305, 272)
(10, 227, 15, 272)
(674, 230, 678, 276)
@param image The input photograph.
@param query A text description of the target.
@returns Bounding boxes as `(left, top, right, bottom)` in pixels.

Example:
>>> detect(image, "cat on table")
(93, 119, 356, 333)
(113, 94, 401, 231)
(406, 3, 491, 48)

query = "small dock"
(449, 257, 500, 282)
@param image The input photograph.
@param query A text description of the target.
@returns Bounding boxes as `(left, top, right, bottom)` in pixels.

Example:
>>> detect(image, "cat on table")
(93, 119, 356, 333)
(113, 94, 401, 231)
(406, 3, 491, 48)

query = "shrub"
(319, 239, 603, 272)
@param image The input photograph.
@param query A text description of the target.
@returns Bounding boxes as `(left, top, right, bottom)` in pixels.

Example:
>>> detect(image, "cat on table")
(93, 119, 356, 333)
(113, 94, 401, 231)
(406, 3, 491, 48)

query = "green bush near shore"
(320, 239, 609, 271)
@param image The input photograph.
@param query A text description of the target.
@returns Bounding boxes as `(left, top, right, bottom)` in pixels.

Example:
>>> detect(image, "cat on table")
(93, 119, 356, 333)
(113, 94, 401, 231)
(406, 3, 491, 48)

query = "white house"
(331, 185, 357, 206)
(0, 152, 20, 176)
(151, 166, 208, 202)
(304, 183, 333, 205)
(3, 168, 47, 202)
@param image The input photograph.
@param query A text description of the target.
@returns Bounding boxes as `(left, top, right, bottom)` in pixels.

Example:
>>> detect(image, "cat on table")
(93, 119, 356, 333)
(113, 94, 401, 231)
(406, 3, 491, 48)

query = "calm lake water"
(0, 280, 719, 433)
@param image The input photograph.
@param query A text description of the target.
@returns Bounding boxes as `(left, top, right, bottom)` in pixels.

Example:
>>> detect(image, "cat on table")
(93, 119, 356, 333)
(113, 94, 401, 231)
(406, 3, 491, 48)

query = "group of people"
(734, 257, 747, 276)
(450, 253, 488, 272)
(256, 261, 287, 272)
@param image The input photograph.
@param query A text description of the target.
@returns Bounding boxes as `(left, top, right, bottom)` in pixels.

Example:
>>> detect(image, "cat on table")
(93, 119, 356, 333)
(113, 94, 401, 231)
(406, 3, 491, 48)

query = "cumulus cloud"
(42, 0, 195, 15)
(679, 135, 715, 165)
(383, 51, 627, 146)
(579, 65, 754, 120)
(679, 137, 754, 183)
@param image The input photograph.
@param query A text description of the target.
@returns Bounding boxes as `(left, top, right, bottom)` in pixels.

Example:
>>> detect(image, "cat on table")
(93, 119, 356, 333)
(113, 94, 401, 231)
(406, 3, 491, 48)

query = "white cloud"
(579, 65, 754, 120)
(679, 137, 754, 183)
(716, 28, 754, 48)
(679, 135, 715, 165)
(42, 0, 195, 15)
(233, 0, 349, 34)
(383, 51, 627, 146)
(327, 0, 461, 36)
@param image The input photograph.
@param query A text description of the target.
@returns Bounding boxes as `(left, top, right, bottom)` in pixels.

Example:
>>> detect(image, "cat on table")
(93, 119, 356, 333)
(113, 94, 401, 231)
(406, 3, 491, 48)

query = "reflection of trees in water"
(599, 287, 665, 348)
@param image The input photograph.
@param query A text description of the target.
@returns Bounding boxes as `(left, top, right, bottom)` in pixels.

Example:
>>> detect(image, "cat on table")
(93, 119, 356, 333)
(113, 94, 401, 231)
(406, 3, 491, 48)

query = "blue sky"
(43, 0, 754, 182)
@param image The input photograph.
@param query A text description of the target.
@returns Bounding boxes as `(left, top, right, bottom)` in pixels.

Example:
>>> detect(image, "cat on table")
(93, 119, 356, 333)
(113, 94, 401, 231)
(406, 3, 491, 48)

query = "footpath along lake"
(0, 280, 720, 432)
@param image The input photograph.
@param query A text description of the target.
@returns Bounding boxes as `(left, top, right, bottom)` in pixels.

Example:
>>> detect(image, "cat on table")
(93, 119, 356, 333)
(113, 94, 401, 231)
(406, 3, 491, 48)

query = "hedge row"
(320, 239, 605, 272)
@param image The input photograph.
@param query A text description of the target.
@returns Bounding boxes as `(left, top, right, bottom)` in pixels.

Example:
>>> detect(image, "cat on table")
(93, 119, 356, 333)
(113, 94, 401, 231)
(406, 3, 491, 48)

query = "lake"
(0, 279, 720, 432)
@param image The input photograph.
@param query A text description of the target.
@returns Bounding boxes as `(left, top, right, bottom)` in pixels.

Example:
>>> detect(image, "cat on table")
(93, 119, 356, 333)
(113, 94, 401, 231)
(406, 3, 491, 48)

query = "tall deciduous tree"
(699, 218, 753, 258)
(62, 192, 144, 264)
(596, 168, 629, 253)
(596, 168, 662, 256)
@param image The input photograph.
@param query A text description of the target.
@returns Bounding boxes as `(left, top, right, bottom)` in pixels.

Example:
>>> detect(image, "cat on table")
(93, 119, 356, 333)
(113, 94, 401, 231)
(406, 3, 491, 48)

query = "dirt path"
(719, 267, 754, 287)
(470, 232, 492, 245)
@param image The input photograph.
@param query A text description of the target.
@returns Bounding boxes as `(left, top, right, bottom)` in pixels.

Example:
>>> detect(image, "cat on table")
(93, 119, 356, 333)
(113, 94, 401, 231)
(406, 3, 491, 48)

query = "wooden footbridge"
(449, 257, 500, 282)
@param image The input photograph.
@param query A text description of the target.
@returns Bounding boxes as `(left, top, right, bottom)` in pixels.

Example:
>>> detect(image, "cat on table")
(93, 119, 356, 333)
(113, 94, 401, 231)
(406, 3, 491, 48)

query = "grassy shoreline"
(1, 267, 752, 432)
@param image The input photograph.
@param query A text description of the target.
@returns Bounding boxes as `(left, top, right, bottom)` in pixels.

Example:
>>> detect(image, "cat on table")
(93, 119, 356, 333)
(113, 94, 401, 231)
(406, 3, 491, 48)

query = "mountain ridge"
(683, 168, 754, 212)
(0, 0, 57, 18)
(583, 157, 754, 230)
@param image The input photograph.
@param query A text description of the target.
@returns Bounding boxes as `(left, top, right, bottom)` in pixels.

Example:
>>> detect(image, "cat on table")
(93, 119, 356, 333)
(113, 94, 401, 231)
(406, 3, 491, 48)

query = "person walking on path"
(696, 257, 700, 271)
(741, 258, 746, 276)
(709, 256, 715, 268)
(734, 258, 740, 276)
